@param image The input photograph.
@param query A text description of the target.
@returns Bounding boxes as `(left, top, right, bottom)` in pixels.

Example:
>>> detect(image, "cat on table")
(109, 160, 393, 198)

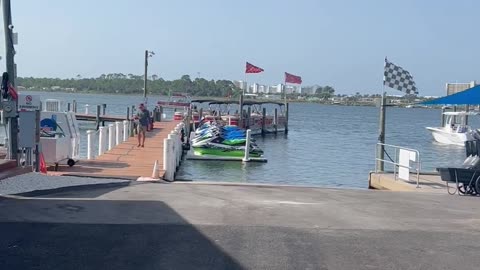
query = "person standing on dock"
(135, 103, 150, 147)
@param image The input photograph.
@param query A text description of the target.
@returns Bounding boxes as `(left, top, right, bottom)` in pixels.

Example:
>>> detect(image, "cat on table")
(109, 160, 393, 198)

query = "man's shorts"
(137, 124, 147, 133)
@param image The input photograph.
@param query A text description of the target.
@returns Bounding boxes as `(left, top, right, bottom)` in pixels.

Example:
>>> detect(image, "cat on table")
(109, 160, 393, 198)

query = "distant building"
(233, 80, 248, 91)
(251, 83, 259, 94)
(446, 81, 476, 95)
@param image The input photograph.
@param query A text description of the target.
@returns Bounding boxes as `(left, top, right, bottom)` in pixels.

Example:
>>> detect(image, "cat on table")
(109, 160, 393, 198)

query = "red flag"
(245, 62, 264, 73)
(285, 72, 302, 84)
(7, 83, 18, 100)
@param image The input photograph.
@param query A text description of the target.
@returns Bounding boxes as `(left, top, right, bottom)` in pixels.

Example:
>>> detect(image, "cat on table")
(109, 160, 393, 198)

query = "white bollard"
(123, 120, 129, 141)
(243, 129, 252, 162)
(108, 123, 115, 150)
(87, 130, 95, 160)
(98, 126, 107, 156)
(85, 104, 90, 115)
(164, 138, 174, 181)
(115, 121, 122, 145)
(163, 138, 168, 172)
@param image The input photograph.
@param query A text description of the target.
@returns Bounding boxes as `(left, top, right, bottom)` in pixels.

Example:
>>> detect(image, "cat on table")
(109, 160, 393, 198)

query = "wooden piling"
(67, 103, 71, 112)
(96, 105, 101, 130)
(261, 107, 266, 136)
(285, 102, 289, 134)
(247, 107, 251, 128)
(274, 108, 278, 134)
(73, 100, 77, 113)
(126, 107, 130, 121)
(102, 104, 107, 126)
(239, 95, 244, 127)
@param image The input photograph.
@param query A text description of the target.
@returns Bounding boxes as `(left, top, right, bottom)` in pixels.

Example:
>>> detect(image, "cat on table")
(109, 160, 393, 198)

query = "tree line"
(17, 74, 241, 97)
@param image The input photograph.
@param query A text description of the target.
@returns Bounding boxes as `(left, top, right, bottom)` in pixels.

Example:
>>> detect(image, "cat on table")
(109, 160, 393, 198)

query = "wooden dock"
(369, 171, 447, 193)
(51, 121, 180, 180)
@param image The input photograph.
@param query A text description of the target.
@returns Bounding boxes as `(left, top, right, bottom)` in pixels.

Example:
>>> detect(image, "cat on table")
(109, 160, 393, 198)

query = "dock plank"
(52, 121, 179, 180)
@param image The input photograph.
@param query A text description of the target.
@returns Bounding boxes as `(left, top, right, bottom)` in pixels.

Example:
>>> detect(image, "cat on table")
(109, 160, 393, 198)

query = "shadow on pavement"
(0, 198, 244, 270)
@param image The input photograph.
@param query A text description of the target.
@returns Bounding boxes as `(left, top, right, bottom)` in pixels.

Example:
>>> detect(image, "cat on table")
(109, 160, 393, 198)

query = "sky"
(1, 0, 479, 95)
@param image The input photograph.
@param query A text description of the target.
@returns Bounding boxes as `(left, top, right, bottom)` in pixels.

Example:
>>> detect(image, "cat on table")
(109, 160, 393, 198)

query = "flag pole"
(376, 58, 387, 172)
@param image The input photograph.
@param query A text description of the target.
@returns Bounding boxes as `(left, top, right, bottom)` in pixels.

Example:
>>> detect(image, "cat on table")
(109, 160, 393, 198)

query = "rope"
(383, 148, 394, 163)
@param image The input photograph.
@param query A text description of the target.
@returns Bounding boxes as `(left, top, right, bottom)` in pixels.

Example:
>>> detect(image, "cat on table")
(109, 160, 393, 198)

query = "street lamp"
(144, 50, 155, 104)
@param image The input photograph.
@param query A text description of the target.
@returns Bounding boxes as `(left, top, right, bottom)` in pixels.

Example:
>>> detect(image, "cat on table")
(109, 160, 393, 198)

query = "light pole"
(143, 50, 155, 105)
(3, 0, 17, 161)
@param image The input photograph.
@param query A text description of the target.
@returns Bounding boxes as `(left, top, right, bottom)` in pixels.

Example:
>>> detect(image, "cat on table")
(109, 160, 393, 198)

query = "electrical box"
(18, 111, 36, 148)
(0, 101, 17, 118)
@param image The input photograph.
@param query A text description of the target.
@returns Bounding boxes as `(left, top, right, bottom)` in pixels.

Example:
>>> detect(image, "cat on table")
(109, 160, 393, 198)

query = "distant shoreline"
(20, 89, 439, 109)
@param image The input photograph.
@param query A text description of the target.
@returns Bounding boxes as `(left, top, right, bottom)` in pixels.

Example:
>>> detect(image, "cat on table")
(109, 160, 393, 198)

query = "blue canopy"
(422, 85, 480, 105)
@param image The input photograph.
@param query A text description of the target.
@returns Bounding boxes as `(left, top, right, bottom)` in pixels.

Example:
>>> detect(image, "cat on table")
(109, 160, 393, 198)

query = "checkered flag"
(384, 58, 418, 95)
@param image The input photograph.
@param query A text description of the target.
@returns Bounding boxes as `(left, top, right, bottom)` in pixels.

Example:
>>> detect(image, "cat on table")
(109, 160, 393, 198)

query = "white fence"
(163, 122, 185, 181)
(86, 120, 131, 160)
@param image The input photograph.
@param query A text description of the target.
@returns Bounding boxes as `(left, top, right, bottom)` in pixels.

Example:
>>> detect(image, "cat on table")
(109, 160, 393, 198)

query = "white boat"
(426, 112, 480, 146)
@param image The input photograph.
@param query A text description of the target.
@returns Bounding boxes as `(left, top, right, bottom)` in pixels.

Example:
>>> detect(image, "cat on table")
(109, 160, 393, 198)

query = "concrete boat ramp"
(1, 180, 479, 270)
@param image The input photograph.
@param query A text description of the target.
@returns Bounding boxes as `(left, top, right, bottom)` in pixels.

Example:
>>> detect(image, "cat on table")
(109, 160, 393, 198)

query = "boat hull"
(193, 147, 262, 157)
(426, 127, 472, 146)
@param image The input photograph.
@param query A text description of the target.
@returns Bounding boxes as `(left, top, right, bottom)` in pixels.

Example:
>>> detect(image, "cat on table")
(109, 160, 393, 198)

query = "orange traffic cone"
(39, 153, 47, 174)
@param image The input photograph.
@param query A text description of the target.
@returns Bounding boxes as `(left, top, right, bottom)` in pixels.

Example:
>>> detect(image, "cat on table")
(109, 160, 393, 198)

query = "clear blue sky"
(5, 0, 480, 95)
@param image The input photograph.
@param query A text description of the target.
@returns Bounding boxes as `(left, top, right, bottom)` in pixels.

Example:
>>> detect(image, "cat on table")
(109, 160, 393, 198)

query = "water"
(7, 91, 473, 188)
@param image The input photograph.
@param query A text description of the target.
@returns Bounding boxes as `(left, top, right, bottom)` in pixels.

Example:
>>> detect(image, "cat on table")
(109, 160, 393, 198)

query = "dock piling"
(274, 108, 278, 134)
(86, 130, 95, 160)
(243, 129, 252, 162)
(102, 104, 107, 126)
(108, 123, 115, 150)
(115, 121, 122, 146)
(73, 100, 77, 113)
(98, 126, 107, 156)
(247, 107, 251, 128)
(95, 104, 101, 130)
(261, 108, 266, 136)
(126, 107, 130, 121)
(122, 120, 129, 142)
(85, 104, 90, 115)
(67, 103, 71, 112)
(285, 103, 289, 134)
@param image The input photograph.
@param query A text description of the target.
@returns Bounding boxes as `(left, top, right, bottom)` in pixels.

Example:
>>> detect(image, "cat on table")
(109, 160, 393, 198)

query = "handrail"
(375, 143, 421, 188)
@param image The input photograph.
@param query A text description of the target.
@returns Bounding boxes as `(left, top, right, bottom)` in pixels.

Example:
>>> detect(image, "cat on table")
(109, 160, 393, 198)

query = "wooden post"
(441, 107, 446, 126)
(465, 105, 470, 125)
(67, 103, 71, 112)
(285, 102, 289, 134)
(73, 100, 77, 113)
(247, 107, 251, 128)
(261, 108, 266, 136)
(160, 106, 163, 122)
(376, 92, 386, 172)
(126, 107, 130, 120)
(274, 108, 278, 134)
(453, 106, 457, 125)
(131, 105, 135, 118)
(102, 104, 107, 126)
(199, 108, 203, 123)
(95, 104, 101, 130)
(239, 95, 244, 127)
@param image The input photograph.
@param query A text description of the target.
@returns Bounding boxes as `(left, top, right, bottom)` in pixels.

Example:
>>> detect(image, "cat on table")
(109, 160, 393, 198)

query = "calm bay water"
(15, 91, 472, 188)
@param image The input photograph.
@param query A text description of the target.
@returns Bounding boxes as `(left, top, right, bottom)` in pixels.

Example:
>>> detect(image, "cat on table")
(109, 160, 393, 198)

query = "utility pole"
(143, 50, 148, 101)
(3, 0, 18, 161)
(143, 50, 154, 105)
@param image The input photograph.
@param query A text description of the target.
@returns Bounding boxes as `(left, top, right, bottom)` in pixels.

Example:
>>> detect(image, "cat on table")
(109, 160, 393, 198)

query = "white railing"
(163, 122, 185, 181)
(375, 143, 421, 187)
(86, 120, 132, 160)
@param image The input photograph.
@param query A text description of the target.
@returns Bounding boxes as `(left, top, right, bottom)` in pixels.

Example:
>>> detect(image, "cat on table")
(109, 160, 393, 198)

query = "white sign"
(18, 94, 41, 111)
